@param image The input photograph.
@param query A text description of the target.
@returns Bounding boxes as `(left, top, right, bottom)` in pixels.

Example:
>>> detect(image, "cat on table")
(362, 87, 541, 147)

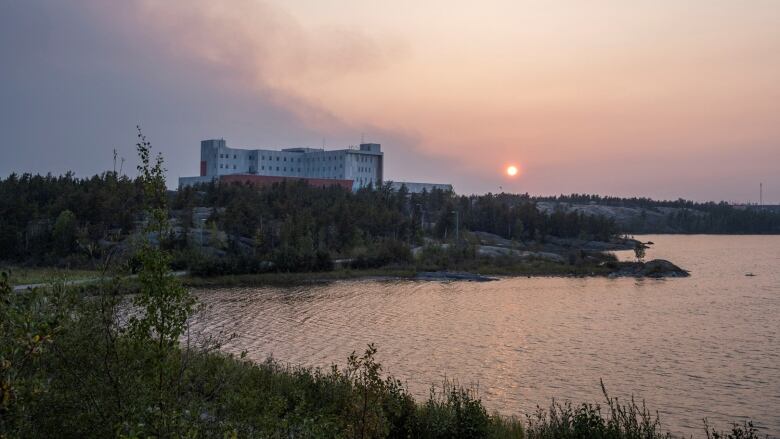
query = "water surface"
(192, 235, 780, 436)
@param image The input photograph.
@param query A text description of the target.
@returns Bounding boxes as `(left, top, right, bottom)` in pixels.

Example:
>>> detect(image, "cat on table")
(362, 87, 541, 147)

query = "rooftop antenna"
(760, 182, 763, 207)
(322, 137, 326, 151)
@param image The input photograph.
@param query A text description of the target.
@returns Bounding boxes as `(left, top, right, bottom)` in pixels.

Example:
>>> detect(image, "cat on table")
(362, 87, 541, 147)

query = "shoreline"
(6, 259, 688, 292)
(181, 260, 687, 289)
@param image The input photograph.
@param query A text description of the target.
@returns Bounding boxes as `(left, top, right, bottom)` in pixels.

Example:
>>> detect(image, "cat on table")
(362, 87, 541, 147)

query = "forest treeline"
(0, 141, 766, 437)
(1, 172, 778, 269)
(534, 194, 780, 234)
(0, 172, 615, 269)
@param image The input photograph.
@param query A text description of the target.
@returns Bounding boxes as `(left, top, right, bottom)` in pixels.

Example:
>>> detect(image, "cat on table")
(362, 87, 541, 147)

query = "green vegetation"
(2, 266, 100, 286)
(0, 272, 523, 438)
(537, 194, 780, 234)
(180, 260, 612, 289)
(2, 164, 779, 275)
(1, 274, 770, 438)
(0, 158, 620, 274)
(0, 131, 769, 437)
(1, 276, 770, 438)
(181, 268, 418, 288)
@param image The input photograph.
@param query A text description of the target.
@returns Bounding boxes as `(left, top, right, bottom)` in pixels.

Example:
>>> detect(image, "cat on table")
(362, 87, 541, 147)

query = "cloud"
(2, 1, 778, 200)
(0, 0, 426, 187)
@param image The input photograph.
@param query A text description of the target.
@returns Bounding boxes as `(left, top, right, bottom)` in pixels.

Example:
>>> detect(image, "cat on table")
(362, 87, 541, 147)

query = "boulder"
(641, 259, 689, 278)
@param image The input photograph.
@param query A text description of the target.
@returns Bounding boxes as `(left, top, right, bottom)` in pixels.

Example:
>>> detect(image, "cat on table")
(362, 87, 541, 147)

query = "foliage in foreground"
(525, 380, 668, 439)
(0, 274, 518, 437)
(1, 274, 773, 438)
(522, 381, 770, 439)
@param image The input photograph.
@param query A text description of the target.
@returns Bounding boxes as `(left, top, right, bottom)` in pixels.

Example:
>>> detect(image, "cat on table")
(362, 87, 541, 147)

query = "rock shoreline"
(415, 271, 498, 282)
(608, 259, 690, 278)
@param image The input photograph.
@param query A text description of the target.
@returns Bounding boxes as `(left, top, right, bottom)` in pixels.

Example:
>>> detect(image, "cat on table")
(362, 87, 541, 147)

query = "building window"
(276, 167, 279, 171)
(233, 154, 237, 159)
(283, 167, 286, 171)
(276, 157, 280, 161)
(261, 166, 264, 170)
(233, 165, 236, 169)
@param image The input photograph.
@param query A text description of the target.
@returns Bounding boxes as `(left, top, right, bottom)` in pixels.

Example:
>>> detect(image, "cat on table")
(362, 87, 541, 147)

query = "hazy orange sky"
(1, 1, 779, 201)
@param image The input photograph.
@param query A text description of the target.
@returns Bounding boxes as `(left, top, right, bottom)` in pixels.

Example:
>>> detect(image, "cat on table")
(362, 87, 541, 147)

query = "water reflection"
(191, 235, 780, 437)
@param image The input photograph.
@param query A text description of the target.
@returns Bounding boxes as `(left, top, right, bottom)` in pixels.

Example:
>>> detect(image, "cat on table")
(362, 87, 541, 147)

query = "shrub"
(525, 380, 670, 439)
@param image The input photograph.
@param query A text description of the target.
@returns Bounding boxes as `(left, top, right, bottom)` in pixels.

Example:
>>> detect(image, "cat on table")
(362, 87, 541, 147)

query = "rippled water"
(191, 235, 780, 436)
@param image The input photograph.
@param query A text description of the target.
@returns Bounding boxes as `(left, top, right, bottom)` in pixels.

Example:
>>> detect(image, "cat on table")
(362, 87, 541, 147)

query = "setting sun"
(506, 165, 518, 177)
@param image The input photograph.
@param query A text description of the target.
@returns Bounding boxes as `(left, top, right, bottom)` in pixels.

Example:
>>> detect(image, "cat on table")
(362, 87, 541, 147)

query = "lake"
(191, 235, 780, 437)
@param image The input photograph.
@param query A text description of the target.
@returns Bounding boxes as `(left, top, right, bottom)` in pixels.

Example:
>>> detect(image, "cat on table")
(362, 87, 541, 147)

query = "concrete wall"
(197, 139, 382, 187)
(190, 139, 385, 191)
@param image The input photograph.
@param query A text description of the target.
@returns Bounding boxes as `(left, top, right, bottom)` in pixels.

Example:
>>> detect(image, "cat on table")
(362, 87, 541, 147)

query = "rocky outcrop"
(476, 245, 566, 263)
(535, 201, 706, 233)
(609, 259, 690, 278)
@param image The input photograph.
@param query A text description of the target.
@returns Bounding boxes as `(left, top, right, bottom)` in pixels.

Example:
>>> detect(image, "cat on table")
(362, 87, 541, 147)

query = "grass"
(181, 267, 419, 287)
(1, 265, 101, 285)
(181, 260, 615, 288)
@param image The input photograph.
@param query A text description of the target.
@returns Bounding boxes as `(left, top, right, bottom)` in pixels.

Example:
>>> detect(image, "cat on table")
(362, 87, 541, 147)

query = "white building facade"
(181, 139, 383, 190)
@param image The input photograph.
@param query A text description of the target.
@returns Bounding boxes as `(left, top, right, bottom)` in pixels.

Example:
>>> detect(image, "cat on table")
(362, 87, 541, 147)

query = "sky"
(1, 1, 779, 202)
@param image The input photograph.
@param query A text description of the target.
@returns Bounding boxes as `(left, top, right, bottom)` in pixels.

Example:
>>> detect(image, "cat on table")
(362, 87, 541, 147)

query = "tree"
(127, 126, 196, 437)
(52, 209, 77, 255)
(634, 242, 646, 263)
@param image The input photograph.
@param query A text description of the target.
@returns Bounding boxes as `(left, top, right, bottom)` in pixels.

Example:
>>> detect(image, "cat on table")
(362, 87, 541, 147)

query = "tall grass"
(523, 380, 771, 439)
(525, 380, 669, 439)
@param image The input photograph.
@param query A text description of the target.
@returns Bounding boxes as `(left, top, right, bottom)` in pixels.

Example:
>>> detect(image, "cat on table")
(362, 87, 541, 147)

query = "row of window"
(258, 166, 303, 172)
(218, 162, 373, 174)
(218, 152, 375, 162)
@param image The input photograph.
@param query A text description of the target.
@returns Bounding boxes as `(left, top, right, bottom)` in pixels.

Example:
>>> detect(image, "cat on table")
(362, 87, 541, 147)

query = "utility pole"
(760, 182, 763, 207)
(113, 148, 117, 173)
(452, 210, 459, 242)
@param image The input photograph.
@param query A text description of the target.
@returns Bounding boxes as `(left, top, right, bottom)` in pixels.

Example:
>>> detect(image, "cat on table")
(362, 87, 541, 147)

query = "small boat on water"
(745, 272, 756, 277)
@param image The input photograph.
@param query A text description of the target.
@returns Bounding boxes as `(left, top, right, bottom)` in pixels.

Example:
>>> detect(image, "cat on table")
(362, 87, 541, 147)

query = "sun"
(506, 165, 518, 176)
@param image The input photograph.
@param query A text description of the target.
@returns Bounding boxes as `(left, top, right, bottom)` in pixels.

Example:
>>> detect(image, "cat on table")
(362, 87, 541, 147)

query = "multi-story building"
(179, 139, 383, 191)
